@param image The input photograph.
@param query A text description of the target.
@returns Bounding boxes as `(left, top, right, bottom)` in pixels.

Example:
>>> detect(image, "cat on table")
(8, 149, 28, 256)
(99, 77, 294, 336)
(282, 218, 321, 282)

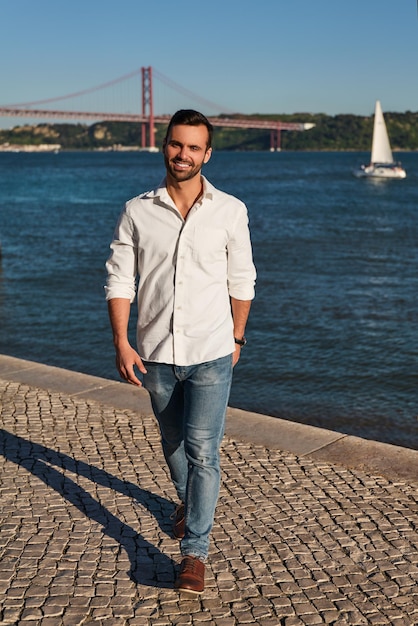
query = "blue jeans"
(143, 354, 233, 561)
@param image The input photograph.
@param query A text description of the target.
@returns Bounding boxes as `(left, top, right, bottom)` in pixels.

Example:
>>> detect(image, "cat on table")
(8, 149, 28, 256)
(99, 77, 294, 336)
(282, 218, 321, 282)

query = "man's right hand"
(115, 343, 147, 387)
(107, 298, 147, 386)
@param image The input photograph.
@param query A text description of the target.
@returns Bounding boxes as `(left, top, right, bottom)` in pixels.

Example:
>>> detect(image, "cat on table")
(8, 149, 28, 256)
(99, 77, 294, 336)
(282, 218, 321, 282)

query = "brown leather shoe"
(175, 556, 205, 595)
(171, 503, 185, 540)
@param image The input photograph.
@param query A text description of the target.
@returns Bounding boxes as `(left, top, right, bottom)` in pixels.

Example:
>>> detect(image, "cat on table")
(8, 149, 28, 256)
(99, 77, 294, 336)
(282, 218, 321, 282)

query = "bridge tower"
(141, 67, 155, 150)
(270, 125, 281, 151)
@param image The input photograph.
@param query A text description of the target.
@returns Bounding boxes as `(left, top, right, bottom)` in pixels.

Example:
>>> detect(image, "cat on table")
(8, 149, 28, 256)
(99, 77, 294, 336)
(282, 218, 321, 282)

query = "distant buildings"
(0, 143, 61, 152)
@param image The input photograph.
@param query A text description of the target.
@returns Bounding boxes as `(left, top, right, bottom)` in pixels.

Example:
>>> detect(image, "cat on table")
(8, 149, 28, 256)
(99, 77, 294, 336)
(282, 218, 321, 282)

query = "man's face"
(163, 124, 212, 183)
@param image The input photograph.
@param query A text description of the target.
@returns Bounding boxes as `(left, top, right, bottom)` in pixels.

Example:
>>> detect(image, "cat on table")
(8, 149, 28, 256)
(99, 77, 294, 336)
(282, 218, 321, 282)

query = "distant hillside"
(1, 111, 417, 151)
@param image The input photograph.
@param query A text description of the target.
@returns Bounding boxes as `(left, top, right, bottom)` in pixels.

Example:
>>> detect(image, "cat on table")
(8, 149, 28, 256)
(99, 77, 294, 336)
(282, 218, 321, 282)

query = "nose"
(178, 145, 189, 160)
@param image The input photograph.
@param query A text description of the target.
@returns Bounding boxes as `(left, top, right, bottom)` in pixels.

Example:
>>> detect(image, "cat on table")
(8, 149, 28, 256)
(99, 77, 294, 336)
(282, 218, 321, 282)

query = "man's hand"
(115, 342, 147, 386)
(232, 345, 241, 368)
(107, 298, 147, 386)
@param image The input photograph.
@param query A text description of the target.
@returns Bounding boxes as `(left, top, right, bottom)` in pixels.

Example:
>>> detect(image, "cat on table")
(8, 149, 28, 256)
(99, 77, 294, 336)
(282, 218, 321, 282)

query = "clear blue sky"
(1, 0, 417, 127)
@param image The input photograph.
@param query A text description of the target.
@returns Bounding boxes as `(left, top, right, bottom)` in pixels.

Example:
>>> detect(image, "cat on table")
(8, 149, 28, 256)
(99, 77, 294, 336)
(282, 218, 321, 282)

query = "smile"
(173, 160, 192, 169)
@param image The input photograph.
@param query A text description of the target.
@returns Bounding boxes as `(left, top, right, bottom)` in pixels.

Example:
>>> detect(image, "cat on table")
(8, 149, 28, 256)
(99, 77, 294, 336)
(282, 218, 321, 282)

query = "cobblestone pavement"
(1, 378, 418, 626)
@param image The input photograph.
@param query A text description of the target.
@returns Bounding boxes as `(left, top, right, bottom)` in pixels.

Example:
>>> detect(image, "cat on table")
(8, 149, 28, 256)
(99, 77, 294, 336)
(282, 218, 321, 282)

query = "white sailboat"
(353, 100, 406, 179)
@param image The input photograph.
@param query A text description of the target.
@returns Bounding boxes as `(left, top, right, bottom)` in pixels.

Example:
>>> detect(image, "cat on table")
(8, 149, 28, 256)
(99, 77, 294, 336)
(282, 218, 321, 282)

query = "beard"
(164, 154, 203, 183)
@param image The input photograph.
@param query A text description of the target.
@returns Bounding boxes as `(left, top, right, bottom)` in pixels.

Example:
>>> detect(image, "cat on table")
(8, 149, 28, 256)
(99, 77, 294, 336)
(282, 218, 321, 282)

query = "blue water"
(0, 151, 417, 450)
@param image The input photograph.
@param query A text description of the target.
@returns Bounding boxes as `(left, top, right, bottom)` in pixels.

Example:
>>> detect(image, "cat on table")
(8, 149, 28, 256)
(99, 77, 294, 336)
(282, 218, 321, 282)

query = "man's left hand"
(232, 345, 241, 367)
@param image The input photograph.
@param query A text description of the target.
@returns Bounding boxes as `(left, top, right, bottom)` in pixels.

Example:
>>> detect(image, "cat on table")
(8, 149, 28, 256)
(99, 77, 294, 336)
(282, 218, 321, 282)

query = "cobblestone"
(1, 377, 418, 625)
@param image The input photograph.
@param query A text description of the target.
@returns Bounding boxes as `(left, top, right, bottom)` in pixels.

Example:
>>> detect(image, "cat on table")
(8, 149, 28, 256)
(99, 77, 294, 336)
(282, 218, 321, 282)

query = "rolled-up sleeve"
(105, 208, 137, 303)
(227, 204, 256, 300)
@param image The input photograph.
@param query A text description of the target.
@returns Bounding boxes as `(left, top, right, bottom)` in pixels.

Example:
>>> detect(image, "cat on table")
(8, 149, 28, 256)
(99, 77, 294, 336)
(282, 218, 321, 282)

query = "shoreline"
(0, 145, 414, 153)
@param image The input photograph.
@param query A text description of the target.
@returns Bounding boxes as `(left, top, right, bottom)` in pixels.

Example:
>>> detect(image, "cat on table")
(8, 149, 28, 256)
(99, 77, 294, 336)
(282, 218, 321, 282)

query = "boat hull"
(353, 164, 406, 179)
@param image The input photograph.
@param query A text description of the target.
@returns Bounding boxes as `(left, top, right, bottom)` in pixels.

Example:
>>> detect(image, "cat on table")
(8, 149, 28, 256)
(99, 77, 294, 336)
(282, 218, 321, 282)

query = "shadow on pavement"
(0, 428, 177, 588)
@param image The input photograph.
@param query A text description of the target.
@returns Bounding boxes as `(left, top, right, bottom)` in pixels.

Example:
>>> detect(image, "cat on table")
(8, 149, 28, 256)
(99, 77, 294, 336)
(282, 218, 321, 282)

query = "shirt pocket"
(192, 227, 228, 263)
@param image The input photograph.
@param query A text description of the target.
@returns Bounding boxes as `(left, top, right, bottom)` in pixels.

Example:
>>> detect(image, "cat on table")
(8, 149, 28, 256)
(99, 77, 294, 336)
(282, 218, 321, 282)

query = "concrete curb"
(0, 353, 417, 483)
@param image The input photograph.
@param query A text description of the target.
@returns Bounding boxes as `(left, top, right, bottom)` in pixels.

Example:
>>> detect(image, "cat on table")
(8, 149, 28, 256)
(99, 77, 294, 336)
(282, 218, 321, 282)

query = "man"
(105, 109, 256, 595)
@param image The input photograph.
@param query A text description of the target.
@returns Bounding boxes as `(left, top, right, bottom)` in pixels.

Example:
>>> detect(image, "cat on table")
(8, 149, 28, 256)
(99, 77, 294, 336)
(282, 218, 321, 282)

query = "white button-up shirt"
(105, 176, 256, 366)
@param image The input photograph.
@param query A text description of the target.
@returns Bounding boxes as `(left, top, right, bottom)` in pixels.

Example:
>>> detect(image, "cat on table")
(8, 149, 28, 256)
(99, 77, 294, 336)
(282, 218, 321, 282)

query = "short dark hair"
(164, 109, 213, 149)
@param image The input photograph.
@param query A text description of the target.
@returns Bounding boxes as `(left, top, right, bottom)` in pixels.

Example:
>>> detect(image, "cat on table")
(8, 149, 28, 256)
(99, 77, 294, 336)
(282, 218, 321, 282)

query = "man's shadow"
(0, 429, 177, 587)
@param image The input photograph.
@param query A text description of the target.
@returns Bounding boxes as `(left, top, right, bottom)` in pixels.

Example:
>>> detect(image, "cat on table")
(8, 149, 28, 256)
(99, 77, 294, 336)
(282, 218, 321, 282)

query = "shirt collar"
(146, 175, 215, 205)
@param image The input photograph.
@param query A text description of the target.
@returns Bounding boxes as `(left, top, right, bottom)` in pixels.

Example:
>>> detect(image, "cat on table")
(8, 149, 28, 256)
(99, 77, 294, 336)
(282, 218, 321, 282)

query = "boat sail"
(353, 100, 406, 179)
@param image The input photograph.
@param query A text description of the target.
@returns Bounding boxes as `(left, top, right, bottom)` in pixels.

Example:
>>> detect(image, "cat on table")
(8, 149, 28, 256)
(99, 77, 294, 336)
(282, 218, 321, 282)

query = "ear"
(203, 147, 212, 164)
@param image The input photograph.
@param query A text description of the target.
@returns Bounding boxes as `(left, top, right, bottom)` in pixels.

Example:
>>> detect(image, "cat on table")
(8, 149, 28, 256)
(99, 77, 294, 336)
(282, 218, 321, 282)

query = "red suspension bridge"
(0, 67, 314, 151)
